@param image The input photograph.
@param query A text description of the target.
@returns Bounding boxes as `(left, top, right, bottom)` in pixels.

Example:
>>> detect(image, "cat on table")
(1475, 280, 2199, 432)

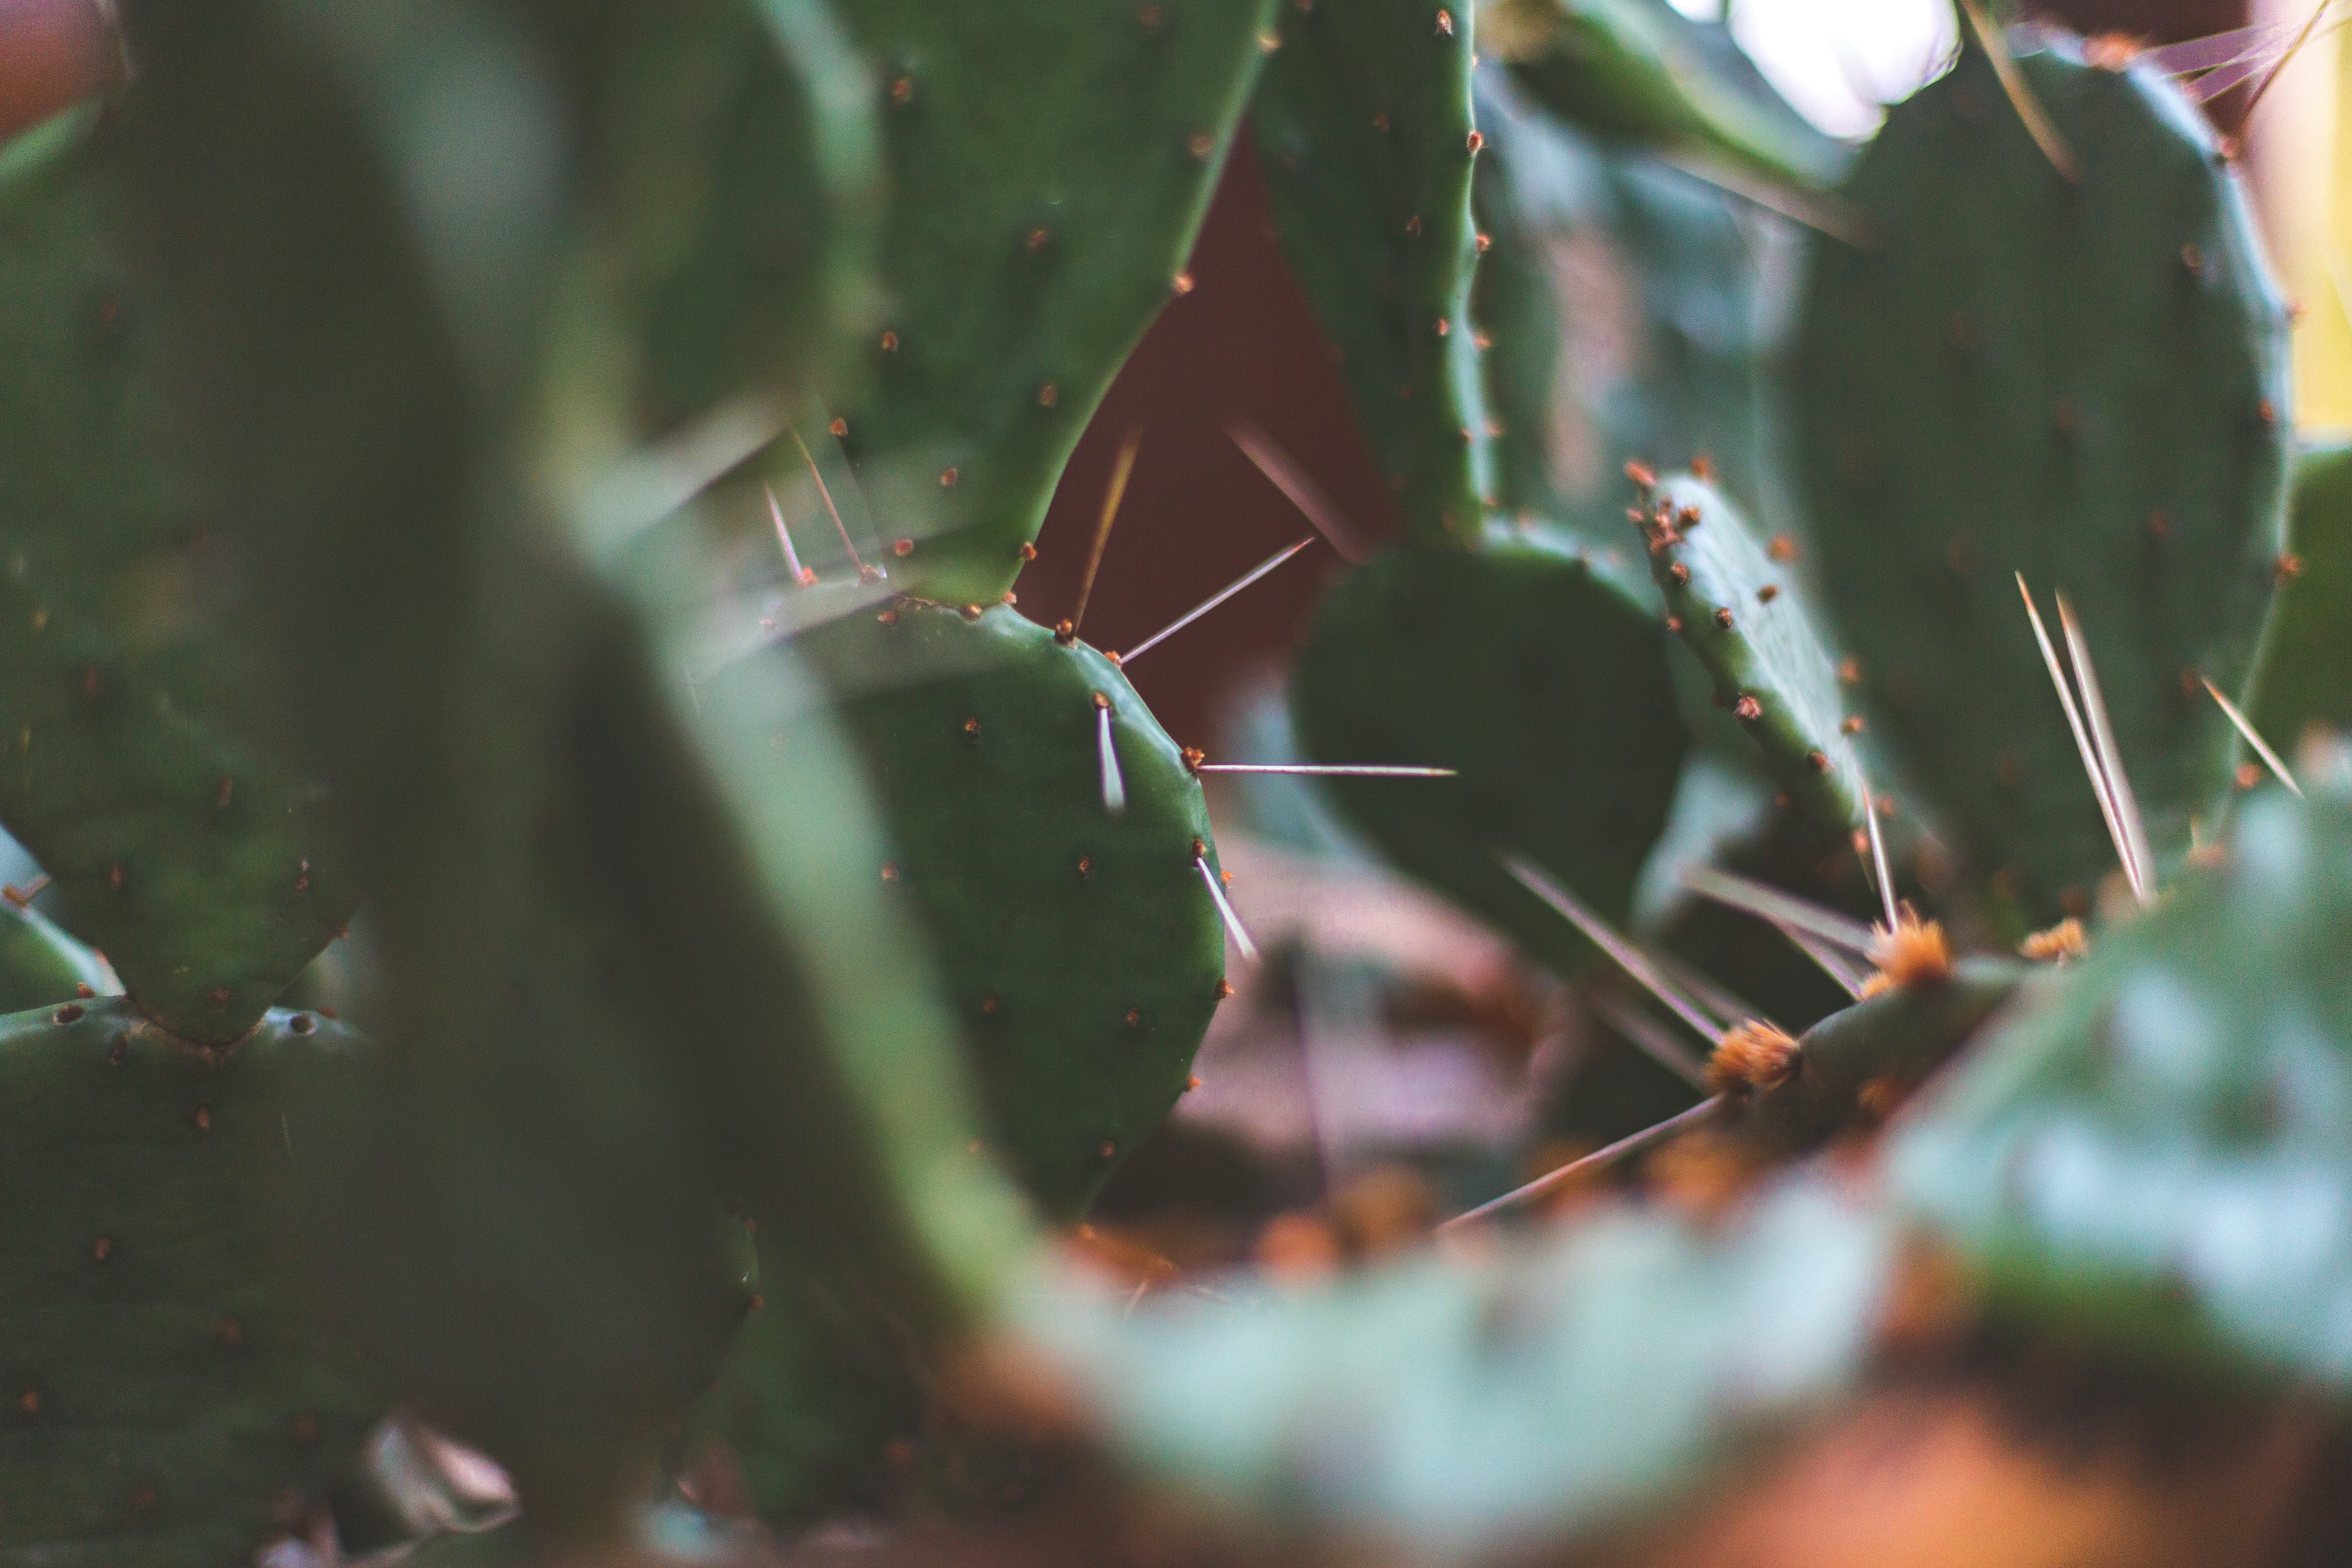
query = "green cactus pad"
(815, 0, 1274, 603)
(2248, 437, 2352, 755)
(0, 105, 358, 1044)
(1481, 0, 1849, 192)
(1038, 1174, 1891, 1546)
(1640, 472, 1861, 830)
(1290, 531, 1686, 976)
(791, 600, 1226, 1216)
(1255, 0, 1492, 546)
(1893, 774, 2352, 1387)
(1736, 956, 2023, 1157)
(1794, 34, 2292, 914)
(0, 998, 385, 1567)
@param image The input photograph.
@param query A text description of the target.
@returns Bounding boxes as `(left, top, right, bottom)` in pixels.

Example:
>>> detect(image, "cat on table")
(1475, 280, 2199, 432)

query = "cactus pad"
(0, 998, 384, 1566)
(1038, 1174, 1891, 1547)
(1290, 531, 1686, 975)
(1795, 35, 2292, 913)
(792, 600, 1225, 1215)
(1254, 0, 1492, 546)
(1893, 774, 2352, 1386)
(819, 0, 1274, 604)
(0, 105, 356, 1044)
(1639, 472, 1861, 829)
(2249, 437, 2352, 755)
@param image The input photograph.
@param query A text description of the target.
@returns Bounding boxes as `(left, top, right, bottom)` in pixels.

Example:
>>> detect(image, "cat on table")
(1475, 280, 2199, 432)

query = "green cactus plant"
(0, 998, 386, 1566)
(2248, 436, 2352, 755)
(33, 0, 2352, 1558)
(1637, 470, 1863, 831)
(802, 0, 1275, 604)
(0, 102, 358, 1046)
(1794, 32, 2293, 917)
(1893, 764, 2352, 1389)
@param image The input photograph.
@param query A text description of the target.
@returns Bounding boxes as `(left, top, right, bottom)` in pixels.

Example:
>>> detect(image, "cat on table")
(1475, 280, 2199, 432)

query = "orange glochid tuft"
(1708, 1020, 1800, 1095)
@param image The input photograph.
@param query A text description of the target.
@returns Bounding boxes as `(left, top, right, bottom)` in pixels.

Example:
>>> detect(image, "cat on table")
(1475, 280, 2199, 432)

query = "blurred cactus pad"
(6, 1, 2352, 1564)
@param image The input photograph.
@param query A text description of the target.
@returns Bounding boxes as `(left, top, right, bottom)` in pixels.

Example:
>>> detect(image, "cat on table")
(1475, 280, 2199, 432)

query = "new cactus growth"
(1637, 470, 1863, 831)
(0, 105, 357, 1045)
(1895, 766, 2352, 1388)
(811, 0, 1276, 604)
(1795, 33, 2292, 917)
(0, 999, 385, 1565)
(790, 599, 1227, 1214)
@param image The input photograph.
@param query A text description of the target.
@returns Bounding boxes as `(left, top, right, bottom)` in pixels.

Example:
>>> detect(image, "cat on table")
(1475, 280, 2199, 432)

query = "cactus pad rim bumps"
(1638, 469, 1863, 831)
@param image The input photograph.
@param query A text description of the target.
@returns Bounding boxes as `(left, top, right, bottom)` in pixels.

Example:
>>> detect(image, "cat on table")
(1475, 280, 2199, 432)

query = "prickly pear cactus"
(1254, 0, 1492, 546)
(1480, 0, 1848, 192)
(1795, 33, 2293, 915)
(0, 998, 385, 1566)
(2248, 437, 2352, 755)
(0, 104, 357, 1045)
(792, 600, 1226, 1215)
(815, 0, 1276, 603)
(1038, 1174, 1891, 1548)
(1894, 766, 2352, 1386)
(1291, 530, 1686, 975)
(1639, 472, 1861, 829)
